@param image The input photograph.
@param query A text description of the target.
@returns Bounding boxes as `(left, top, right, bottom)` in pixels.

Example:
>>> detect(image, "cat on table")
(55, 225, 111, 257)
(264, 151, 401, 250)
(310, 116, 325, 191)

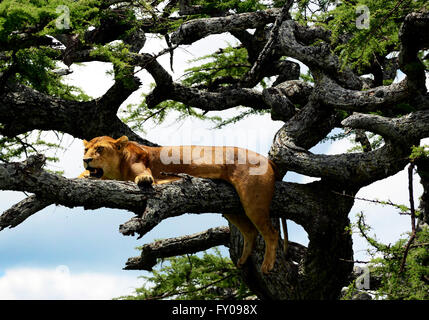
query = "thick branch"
(272, 142, 410, 187)
(398, 11, 429, 93)
(278, 20, 362, 90)
(416, 156, 429, 229)
(270, 99, 338, 161)
(0, 82, 157, 146)
(124, 224, 307, 271)
(124, 226, 231, 271)
(0, 34, 56, 51)
(170, 9, 281, 45)
(146, 83, 266, 111)
(0, 155, 148, 214)
(0, 155, 348, 236)
(315, 75, 412, 112)
(263, 80, 313, 121)
(342, 110, 429, 144)
(271, 102, 428, 187)
(239, 0, 293, 88)
(0, 195, 51, 231)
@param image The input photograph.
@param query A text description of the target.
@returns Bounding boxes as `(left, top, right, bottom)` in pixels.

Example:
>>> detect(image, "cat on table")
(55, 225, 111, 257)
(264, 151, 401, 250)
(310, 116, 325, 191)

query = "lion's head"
(82, 136, 129, 180)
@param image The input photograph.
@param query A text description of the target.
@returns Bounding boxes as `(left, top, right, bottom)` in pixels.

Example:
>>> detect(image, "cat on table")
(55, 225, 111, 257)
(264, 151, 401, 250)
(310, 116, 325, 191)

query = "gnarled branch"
(124, 226, 231, 271)
(0, 82, 157, 146)
(170, 8, 281, 45)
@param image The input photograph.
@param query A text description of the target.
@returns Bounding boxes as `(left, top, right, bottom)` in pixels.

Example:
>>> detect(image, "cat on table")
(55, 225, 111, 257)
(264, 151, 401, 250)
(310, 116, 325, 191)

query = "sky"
(0, 32, 428, 299)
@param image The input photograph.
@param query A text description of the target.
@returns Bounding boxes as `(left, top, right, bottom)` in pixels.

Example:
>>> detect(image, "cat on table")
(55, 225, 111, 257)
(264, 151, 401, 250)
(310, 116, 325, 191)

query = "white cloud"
(0, 266, 145, 300)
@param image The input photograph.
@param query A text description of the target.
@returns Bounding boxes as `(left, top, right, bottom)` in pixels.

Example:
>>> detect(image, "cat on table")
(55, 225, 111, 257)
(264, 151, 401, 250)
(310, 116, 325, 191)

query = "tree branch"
(239, 0, 293, 88)
(146, 83, 266, 111)
(398, 11, 429, 94)
(0, 195, 52, 231)
(271, 104, 429, 187)
(0, 82, 157, 146)
(315, 75, 412, 112)
(170, 8, 281, 45)
(342, 110, 429, 144)
(124, 224, 307, 271)
(124, 226, 231, 271)
(262, 80, 313, 121)
(399, 163, 416, 273)
(0, 155, 350, 236)
(278, 20, 362, 90)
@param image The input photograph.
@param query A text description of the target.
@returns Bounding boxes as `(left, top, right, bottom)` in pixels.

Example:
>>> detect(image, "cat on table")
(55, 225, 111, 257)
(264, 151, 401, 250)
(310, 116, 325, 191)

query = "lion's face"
(82, 136, 128, 180)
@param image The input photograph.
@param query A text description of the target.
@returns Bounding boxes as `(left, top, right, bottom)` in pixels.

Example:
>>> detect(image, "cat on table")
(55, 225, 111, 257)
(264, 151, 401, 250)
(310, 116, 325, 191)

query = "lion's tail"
(281, 217, 288, 255)
(268, 159, 283, 182)
(269, 159, 289, 255)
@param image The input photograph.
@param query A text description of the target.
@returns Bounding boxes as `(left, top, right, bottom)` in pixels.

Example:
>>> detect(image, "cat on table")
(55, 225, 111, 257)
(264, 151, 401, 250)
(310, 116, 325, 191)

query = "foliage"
(0, 0, 101, 98)
(181, 45, 250, 89)
(347, 131, 384, 153)
(369, 230, 429, 300)
(122, 44, 271, 131)
(299, 69, 314, 83)
(352, 212, 429, 300)
(121, 91, 222, 134)
(193, 0, 267, 13)
(0, 131, 63, 174)
(324, 0, 429, 73)
(116, 248, 253, 300)
(410, 145, 429, 162)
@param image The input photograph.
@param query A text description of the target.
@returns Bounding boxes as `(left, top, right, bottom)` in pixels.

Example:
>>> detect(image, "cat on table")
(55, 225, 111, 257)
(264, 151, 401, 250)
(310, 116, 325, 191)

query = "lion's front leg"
(131, 162, 154, 186)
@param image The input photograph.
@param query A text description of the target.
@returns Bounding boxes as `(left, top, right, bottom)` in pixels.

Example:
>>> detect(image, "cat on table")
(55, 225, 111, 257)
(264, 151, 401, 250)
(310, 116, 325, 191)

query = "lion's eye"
(84, 148, 88, 153)
(96, 146, 104, 153)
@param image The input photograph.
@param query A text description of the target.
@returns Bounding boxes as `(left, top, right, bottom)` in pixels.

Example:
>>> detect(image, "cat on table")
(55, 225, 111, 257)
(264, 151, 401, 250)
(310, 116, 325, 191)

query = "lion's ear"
(114, 136, 129, 150)
(83, 139, 88, 146)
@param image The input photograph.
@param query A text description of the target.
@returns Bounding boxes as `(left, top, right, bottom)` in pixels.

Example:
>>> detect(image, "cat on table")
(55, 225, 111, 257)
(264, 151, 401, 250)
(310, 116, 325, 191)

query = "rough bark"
(170, 9, 281, 45)
(124, 226, 231, 271)
(0, 82, 157, 146)
(416, 157, 429, 229)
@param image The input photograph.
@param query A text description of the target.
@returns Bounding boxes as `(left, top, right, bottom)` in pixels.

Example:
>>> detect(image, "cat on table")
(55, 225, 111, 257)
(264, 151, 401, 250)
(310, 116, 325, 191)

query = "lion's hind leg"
(245, 205, 279, 274)
(231, 173, 278, 274)
(224, 214, 258, 268)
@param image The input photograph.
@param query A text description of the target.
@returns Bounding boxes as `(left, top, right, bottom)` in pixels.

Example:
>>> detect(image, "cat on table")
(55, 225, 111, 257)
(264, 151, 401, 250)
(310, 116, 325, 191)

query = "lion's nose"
(83, 158, 93, 164)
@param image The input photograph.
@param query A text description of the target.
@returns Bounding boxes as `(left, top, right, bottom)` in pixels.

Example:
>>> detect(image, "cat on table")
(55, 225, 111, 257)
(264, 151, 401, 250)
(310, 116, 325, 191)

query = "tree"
(0, 0, 428, 300)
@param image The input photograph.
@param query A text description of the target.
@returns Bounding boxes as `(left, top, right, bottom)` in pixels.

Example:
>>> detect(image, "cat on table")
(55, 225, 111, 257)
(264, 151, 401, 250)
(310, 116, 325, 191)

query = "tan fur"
(79, 135, 285, 274)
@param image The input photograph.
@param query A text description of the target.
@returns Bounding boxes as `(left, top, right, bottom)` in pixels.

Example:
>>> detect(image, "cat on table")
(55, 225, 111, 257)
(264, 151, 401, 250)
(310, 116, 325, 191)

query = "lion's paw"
(135, 174, 154, 186)
(78, 170, 90, 178)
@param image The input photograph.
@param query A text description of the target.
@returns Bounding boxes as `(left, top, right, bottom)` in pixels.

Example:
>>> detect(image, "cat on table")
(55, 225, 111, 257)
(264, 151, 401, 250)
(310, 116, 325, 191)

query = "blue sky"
(0, 33, 426, 299)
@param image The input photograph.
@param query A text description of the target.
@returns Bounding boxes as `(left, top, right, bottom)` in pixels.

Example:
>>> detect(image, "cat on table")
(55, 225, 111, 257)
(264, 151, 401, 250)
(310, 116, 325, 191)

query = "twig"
(339, 258, 371, 264)
(239, 0, 293, 87)
(132, 44, 179, 76)
(160, 171, 194, 181)
(164, 34, 174, 72)
(356, 213, 387, 253)
(399, 163, 417, 273)
(331, 190, 410, 213)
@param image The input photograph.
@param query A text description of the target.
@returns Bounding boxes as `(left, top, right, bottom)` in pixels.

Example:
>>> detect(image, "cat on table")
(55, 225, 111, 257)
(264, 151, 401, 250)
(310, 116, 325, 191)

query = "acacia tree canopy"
(0, 0, 428, 300)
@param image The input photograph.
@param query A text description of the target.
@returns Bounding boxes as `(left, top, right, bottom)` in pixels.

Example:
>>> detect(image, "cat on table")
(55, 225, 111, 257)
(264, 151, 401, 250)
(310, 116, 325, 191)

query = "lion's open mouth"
(87, 166, 104, 178)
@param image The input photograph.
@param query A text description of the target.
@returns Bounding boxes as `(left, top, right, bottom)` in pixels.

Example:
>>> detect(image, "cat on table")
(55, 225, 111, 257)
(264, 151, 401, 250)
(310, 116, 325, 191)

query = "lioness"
(79, 135, 284, 274)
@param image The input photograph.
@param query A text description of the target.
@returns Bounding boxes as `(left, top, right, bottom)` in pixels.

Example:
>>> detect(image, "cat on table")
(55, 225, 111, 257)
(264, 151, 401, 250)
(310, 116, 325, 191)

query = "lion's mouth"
(87, 166, 104, 178)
